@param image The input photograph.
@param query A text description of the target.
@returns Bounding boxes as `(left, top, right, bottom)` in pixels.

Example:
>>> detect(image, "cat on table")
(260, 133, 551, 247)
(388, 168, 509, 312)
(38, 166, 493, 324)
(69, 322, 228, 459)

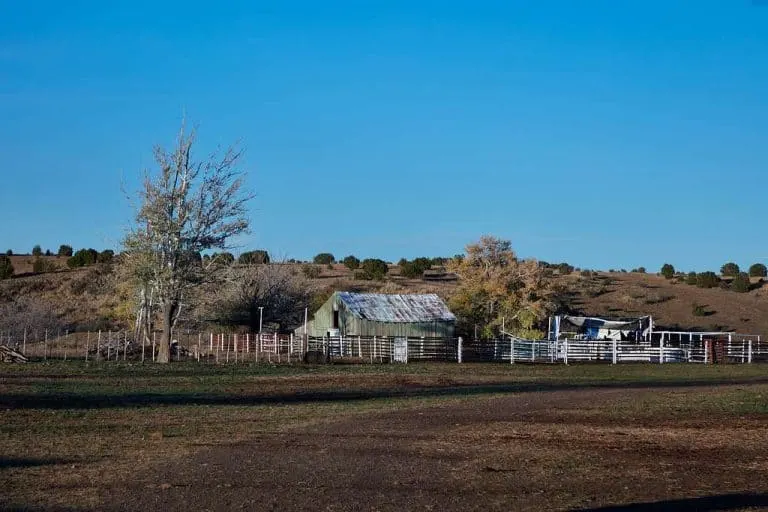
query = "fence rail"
(1, 329, 767, 365)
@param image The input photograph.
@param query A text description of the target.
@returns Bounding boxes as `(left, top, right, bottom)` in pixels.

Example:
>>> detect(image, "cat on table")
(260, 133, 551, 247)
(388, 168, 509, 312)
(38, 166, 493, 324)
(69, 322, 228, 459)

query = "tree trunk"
(157, 302, 173, 363)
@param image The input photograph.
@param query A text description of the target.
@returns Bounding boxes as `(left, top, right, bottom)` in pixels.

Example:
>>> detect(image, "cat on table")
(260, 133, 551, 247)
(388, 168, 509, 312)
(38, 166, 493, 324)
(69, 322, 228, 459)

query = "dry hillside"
(562, 271, 768, 336)
(1, 261, 767, 338)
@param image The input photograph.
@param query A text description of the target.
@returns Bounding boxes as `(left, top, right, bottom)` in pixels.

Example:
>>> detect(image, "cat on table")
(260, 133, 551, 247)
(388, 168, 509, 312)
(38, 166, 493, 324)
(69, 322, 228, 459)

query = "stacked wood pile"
(0, 345, 28, 363)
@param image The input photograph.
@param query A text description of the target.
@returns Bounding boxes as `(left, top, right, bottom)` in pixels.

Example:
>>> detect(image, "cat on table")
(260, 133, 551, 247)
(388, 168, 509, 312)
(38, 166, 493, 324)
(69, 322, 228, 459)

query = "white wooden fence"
(3, 329, 767, 365)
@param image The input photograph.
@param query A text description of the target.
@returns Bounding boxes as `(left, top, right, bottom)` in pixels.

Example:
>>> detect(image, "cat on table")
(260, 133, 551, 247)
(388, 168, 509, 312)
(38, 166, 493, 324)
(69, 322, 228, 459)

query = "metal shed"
(301, 292, 456, 338)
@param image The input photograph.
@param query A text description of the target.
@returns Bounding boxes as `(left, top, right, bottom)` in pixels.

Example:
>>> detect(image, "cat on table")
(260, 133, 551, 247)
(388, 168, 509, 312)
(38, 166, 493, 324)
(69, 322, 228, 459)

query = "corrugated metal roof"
(337, 292, 456, 323)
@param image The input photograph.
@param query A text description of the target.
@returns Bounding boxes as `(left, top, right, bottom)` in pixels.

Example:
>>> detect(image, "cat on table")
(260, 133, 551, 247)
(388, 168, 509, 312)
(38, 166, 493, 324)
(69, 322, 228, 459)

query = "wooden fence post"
(457, 337, 462, 364)
(612, 339, 617, 365)
(563, 340, 569, 365)
(748, 340, 753, 364)
(510, 338, 515, 364)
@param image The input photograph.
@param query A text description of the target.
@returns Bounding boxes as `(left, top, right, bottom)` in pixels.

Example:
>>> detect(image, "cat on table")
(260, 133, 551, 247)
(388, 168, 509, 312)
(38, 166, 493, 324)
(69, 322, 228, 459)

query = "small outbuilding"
(299, 292, 456, 338)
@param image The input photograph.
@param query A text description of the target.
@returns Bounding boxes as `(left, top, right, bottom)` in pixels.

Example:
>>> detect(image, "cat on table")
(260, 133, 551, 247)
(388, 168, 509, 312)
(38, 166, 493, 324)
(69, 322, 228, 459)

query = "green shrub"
(32, 245, 42, 257)
(660, 263, 675, 279)
(399, 257, 432, 279)
(313, 253, 335, 265)
(32, 257, 57, 273)
(360, 258, 389, 280)
(67, 248, 99, 268)
(238, 250, 270, 265)
(342, 255, 360, 270)
(5, 249, 12, 256)
(731, 272, 751, 293)
(720, 262, 740, 277)
(692, 303, 708, 317)
(749, 263, 767, 278)
(97, 250, 115, 264)
(0, 255, 13, 279)
(696, 271, 720, 289)
(57, 244, 73, 257)
(685, 272, 697, 285)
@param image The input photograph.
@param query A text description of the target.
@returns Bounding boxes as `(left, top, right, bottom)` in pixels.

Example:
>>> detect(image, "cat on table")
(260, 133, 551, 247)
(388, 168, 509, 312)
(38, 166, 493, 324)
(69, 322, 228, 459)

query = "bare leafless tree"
(207, 263, 312, 332)
(0, 298, 62, 344)
(123, 121, 253, 362)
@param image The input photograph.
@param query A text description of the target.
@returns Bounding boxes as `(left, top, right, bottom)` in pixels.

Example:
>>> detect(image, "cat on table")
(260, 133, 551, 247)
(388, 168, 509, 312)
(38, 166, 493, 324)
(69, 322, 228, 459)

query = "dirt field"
(2, 362, 768, 511)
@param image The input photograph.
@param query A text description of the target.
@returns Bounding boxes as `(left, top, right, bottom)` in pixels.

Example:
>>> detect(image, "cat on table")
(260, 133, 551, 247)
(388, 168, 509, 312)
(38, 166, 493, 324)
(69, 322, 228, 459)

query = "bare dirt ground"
(102, 386, 768, 512)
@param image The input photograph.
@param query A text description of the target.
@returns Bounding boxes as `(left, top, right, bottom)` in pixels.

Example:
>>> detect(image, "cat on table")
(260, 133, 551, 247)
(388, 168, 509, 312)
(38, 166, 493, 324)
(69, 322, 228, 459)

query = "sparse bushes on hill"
(749, 263, 767, 278)
(32, 245, 42, 257)
(301, 264, 321, 279)
(5, 249, 12, 256)
(32, 257, 58, 273)
(685, 272, 698, 286)
(660, 263, 675, 279)
(360, 258, 389, 280)
(58, 244, 73, 257)
(313, 253, 335, 265)
(631, 267, 646, 274)
(238, 250, 270, 265)
(731, 272, 751, 293)
(720, 262, 740, 277)
(696, 271, 720, 289)
(399, 257, 432, 279)
(0, 255, 13, 279)
(692, 303, 708, 317)
(342, 255, 360, 270)
(67, 248, 99, 268)
(97, 250, 115, 264)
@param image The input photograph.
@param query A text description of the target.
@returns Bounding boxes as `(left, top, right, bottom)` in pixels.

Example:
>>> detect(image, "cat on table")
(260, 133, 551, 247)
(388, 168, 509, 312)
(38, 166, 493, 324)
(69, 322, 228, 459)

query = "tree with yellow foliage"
(447, 236, 556, 340)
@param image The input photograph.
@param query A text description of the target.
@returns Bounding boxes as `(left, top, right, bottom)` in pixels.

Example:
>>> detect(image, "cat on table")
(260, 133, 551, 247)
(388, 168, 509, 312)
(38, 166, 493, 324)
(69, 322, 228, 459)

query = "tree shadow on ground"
(574, 493, 768, 511)
(0, 506, 81, 512)
(3, 377, 768, 410)
(0, 457, 81, 469)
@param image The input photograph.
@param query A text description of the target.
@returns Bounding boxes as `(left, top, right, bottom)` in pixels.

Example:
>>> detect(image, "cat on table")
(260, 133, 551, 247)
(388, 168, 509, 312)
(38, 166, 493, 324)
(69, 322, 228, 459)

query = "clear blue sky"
(1, 1, 766, 272)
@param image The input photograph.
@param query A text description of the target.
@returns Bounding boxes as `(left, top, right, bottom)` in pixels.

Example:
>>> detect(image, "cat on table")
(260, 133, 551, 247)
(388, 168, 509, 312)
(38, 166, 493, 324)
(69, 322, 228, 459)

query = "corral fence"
(0, 329, 766, 365)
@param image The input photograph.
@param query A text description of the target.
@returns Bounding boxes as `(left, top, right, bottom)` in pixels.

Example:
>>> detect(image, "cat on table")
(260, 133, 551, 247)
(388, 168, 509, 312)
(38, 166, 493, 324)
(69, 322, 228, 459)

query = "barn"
(299, 292, 456, 338)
